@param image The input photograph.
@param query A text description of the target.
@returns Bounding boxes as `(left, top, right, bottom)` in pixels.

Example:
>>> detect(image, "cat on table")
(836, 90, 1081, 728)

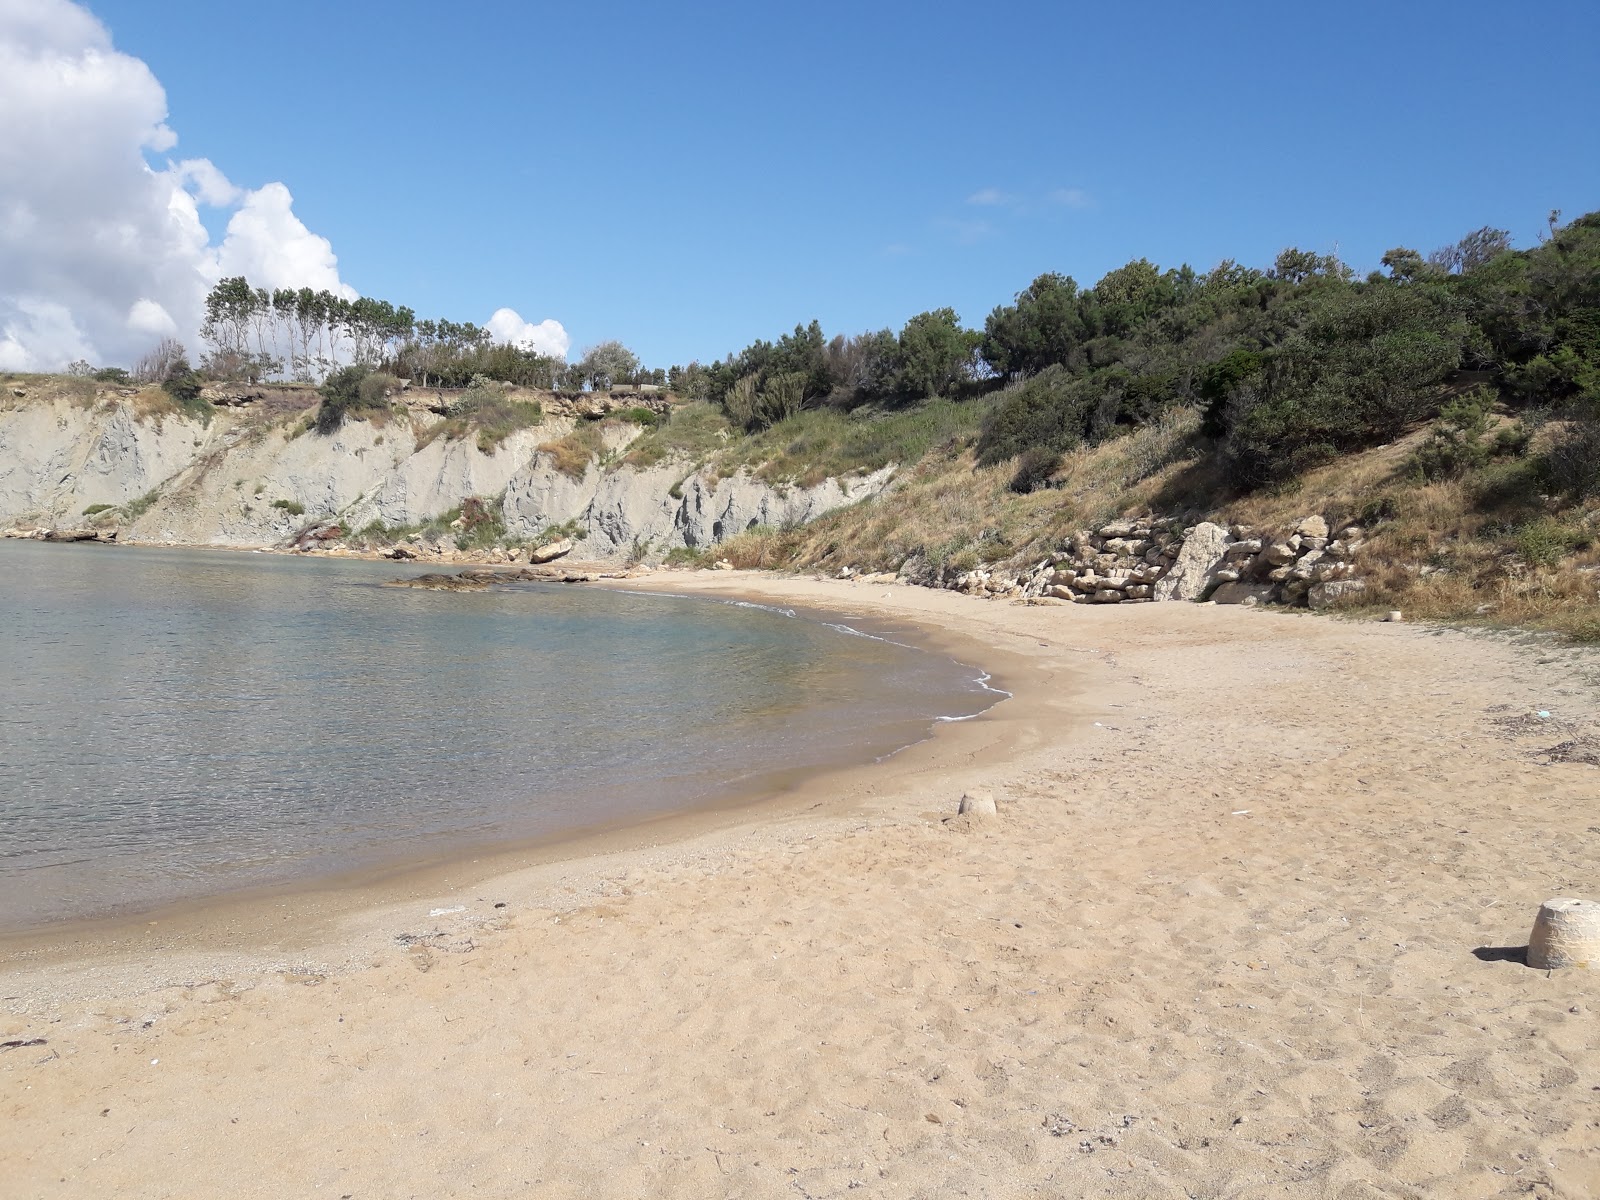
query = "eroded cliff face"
(0, 393, 891, 557)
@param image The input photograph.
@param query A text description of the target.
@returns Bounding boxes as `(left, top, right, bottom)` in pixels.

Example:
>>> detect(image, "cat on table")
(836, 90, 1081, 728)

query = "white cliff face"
(0, 394, 894, 557)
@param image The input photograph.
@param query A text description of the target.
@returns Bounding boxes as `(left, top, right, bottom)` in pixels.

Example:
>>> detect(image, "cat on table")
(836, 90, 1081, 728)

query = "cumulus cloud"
(0, 0, 569, 372)
(486, 307, 571, 359)
(0, 0, 353, 371)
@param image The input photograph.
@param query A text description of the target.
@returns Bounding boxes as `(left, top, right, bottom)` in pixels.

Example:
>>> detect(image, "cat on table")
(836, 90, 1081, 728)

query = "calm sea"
(0, 543, 996, 929)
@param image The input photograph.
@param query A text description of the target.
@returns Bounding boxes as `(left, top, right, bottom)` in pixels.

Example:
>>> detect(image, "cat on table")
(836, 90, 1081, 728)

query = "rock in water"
(528, 537, 573, 564)
(1153, 522, 1232, 601)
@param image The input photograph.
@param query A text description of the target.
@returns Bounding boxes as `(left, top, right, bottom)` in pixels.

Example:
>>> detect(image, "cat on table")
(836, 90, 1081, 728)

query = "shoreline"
(0, 571, 1074, 1007)
(4, 572, 1598, 1197)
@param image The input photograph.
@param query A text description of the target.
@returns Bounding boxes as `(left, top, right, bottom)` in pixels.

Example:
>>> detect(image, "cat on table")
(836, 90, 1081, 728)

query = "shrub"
(1407, 388, 1497, 481)
(123, 489, 160, 520)
(315, 364, 373, 434)
(81, 503, 114, 515)
(1514, 517, 1587, 568)
(538, 422, 606, 478)
(271, 498, 306, 516)
(1219, 283, 1467, 484)
(619, 406, 660, 427)
(1542, 417, 1600, 498)
(977, 366, 1092, 465)
(454, 495, 506, 549)
(1009, 446, 1060, 494)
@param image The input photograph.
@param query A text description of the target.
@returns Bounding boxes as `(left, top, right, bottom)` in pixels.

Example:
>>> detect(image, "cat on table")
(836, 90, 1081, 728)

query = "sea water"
(0, 543, 995, 929)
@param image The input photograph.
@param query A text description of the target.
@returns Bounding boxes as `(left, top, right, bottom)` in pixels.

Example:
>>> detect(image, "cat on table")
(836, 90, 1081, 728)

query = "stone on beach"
(528, 537, 574, 564)
(1153, 521, 1232, 601)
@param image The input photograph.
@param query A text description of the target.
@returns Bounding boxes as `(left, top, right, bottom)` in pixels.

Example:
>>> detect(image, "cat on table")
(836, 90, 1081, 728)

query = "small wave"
(720, 599, 796, 618)
(822, 621, 916, 649)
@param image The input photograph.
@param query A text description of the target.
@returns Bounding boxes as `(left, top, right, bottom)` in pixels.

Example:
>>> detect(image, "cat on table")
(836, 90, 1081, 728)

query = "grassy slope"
(693, 398, 1600, 642)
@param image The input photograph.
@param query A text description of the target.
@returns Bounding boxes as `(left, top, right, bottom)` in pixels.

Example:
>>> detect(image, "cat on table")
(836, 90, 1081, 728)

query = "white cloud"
(1049, 187, 1092, 209)
(486, 307, 571, 359)
(966, 187, 1013, 207)
(0, 0, 360, 371)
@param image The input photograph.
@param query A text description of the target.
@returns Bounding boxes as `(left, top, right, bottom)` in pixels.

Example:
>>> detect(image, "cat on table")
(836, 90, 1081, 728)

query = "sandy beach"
(2, 572, 1597, 1199)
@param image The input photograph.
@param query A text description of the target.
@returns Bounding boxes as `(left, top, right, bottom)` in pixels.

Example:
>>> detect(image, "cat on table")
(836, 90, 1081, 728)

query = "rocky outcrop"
(0, 392, 893, 559)
(500, 461, 895, 560)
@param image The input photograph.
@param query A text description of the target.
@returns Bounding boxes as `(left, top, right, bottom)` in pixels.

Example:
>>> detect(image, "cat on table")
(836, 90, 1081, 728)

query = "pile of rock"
(1207, 516, 1369, 609)
(931, 514, 1371, 610)
(1043, 517, 1186, 603)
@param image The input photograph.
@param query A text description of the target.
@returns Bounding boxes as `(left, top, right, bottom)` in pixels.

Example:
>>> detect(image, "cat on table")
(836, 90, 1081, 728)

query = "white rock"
(1308, 578, 1367, 609)
(1153, 521, 1233, 601)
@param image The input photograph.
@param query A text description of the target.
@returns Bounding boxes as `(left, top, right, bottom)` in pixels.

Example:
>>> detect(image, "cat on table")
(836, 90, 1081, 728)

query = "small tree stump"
(1528, 898, 1600, 969)
(958, 790, 996, 817)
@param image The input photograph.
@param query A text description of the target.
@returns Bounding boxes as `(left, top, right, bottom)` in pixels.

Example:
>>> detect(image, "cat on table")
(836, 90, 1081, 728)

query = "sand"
(2, 573, 1597, 1198)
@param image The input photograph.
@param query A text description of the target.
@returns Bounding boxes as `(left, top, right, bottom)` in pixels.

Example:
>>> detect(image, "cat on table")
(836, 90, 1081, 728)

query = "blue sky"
(84, 0, 1600, 368)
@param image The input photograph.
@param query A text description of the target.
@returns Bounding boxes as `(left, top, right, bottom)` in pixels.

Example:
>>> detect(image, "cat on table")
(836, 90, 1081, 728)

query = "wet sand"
(3, 571, 1597, 1198)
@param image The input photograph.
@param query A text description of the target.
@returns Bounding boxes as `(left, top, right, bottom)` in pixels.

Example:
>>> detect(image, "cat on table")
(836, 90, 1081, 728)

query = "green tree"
(577, 341, 640, 390)
(896, 308, 979, 397)
(981, 273, 1083, 378)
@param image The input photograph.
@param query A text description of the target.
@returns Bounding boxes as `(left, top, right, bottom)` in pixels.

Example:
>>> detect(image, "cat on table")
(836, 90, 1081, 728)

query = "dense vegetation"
(669, 209, 1599, 501)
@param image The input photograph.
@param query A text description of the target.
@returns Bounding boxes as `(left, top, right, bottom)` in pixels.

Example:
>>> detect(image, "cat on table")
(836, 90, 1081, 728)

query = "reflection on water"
(0, 544, 992, 928)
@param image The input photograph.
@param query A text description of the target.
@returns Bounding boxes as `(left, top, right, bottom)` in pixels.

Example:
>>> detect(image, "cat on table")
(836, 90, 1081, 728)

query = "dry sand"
(2, 573, 1597, 1198)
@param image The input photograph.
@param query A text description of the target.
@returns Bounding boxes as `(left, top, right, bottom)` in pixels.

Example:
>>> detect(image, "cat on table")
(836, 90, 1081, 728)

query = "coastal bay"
(3, 573, 1596, 1198)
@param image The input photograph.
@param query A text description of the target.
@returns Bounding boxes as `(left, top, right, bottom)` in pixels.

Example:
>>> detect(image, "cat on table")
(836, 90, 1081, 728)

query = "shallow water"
(0, 544, 995, 929)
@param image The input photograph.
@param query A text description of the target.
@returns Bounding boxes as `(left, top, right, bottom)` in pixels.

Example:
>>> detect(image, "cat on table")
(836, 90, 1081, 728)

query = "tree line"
(196, 277, 661, 393)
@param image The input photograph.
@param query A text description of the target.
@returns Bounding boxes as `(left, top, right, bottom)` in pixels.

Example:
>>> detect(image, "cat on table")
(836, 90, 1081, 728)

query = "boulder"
(1153, 521, 1233, 601)
(1212, 581, 1277, 606)
(1296, 515, 1329, 539)
(1308, 578, 1367, 609)
(529, 537, 573, 564)
(1258, 540, 1296, 567)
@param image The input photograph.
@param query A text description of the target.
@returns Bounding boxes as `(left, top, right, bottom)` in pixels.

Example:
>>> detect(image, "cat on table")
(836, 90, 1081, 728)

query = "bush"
(439, 375, 544, 452)
(1218, 283, 1467, 484)
(82, 503, 114, 515)
(977, 366, 1092, 465)
(1407, 388, 1499, 481)
(315, 364, 373, 434)
(1514, 517, 1588, 568)
(619, 406, 660, 427)
(1542, 417, 1600, 498)
(454, 495, 506, 549)
(160, 357, 211, 425)
(271, 498, 306, 516)
(1009, 446, 1060, 494)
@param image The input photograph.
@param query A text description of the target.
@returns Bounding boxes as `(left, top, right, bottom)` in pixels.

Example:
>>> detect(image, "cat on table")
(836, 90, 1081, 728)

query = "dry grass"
(537, 422, 609, 479)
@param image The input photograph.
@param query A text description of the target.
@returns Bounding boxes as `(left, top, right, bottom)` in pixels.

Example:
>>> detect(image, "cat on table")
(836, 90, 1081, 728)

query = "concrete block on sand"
(1528, 897, 1600, 969)
(958, 789, 997, 817)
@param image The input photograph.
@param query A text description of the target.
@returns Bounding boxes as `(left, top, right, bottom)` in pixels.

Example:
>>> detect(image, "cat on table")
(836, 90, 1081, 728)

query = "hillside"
(5, 209, 1599, 637)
